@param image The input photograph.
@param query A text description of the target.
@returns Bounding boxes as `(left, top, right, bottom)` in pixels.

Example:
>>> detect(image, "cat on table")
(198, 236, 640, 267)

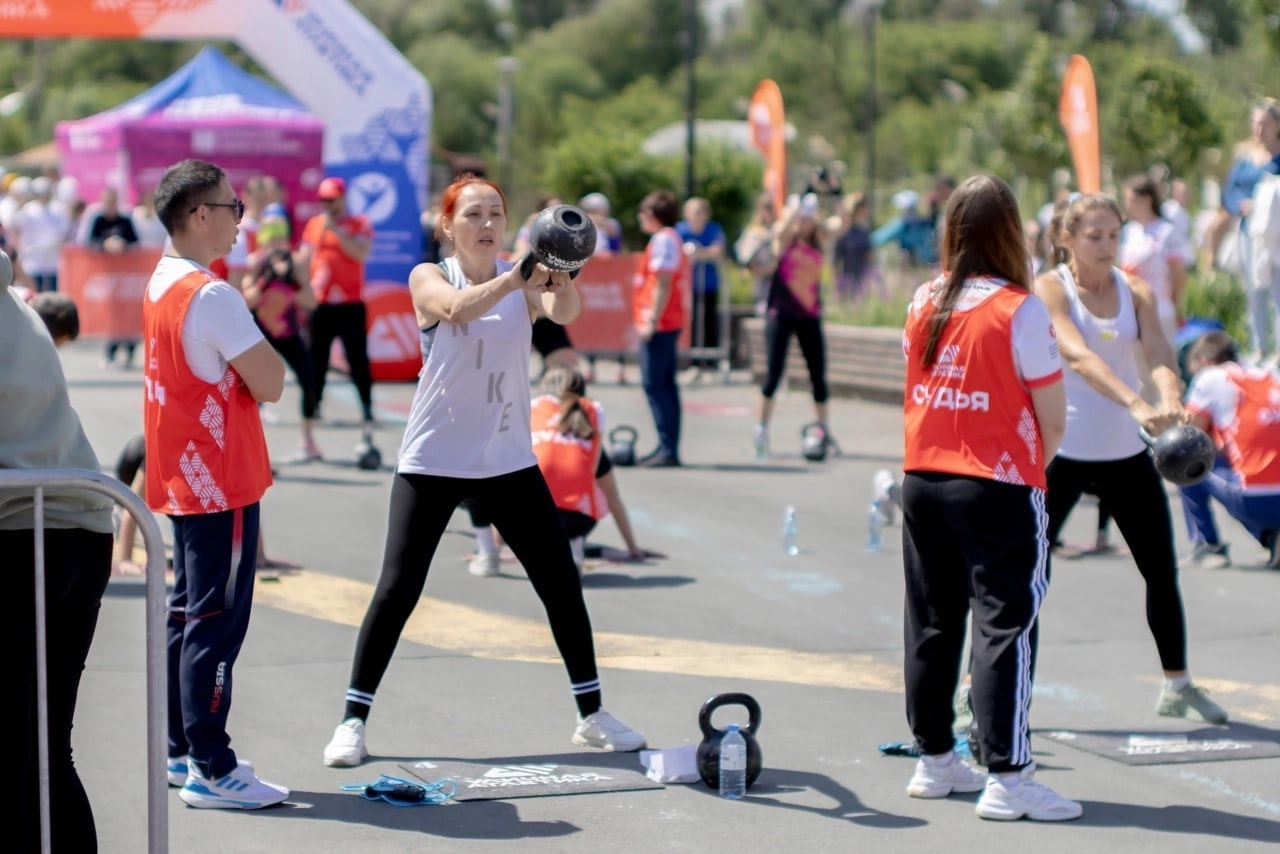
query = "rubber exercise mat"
(401, 755, 663, 801)
(1041, 724, 1280, 766)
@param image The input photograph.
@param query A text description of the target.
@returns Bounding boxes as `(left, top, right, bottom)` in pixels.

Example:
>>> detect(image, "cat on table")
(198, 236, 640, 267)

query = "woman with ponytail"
(532, 367, 650, 571)
(899, 175, 1077, 821)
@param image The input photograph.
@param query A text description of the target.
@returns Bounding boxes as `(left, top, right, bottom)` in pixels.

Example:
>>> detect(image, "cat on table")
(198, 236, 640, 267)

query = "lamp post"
(864, 0, 883, 224)
(496, 56, 519, 190)
(683, 0, 698, 200)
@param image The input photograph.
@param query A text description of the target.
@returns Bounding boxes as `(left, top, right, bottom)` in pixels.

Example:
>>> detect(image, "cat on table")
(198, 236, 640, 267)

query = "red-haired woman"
(322, 176, 645, 768)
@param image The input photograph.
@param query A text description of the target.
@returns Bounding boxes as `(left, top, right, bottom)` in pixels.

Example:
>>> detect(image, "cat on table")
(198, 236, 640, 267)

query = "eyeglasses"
(190, 199, 245, 223)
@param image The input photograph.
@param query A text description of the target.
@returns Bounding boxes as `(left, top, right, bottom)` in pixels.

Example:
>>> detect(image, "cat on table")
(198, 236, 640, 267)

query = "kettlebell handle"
(698, 692, 762, 738)
(1138, 426, 1156, 448)
(610, 426, 638, 442)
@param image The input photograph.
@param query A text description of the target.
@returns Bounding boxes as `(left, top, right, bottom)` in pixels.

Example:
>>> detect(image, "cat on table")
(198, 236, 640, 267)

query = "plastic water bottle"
(866, 501, 885, 553)
(718, 724, 747, 800)
(782, 505, 799, 556)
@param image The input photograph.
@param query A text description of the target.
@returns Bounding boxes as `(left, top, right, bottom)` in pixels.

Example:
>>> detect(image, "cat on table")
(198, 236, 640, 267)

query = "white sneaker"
(572, 708, 647, 751)
(976, 764, 1082, 821)
(170, 756, 253, 787)
(167, 755, 189, 787)
(179, 763, 288, 810)
(323, 718, 369, 767)
(906, 751, 987, 798)
(468, 551, 500, 577)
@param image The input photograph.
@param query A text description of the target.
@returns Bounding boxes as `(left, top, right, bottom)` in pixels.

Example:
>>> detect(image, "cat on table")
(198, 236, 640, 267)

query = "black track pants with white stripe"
(902, 472, 1049, 773)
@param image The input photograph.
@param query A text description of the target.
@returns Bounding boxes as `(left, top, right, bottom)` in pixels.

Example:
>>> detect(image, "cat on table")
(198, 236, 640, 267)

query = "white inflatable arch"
(5, 0, 432, 284)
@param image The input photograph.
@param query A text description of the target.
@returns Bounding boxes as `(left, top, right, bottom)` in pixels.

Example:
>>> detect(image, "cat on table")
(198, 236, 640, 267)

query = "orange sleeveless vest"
(1215, 364, 1280, 490)
(142, 269, 273, 514)
(903, 280, 1049, 490)
(531, 395, 605, 519)
(633, 227, 689, 332)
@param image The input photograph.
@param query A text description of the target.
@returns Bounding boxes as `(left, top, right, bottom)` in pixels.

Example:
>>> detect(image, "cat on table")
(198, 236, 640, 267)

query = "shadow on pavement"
(734, 767, 928, 829)
(582, 572, 695, 589)
(247, 791, 581, 840)
(1074, 801, 1280, 841)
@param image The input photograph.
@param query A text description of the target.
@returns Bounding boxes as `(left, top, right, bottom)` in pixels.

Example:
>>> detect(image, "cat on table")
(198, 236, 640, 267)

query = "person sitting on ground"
(1178, 330, 1280, 569)
(532, 366, 654, 573)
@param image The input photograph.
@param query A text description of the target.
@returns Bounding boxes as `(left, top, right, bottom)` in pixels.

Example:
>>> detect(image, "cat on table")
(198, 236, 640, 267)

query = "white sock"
(1165, 675, 1191, 691)
(924, 750, 955, 765)
(474, 526, 497, 555)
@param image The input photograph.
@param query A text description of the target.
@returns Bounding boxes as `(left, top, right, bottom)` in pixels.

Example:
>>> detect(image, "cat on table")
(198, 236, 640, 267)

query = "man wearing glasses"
(298, 177, 376, 435)
(142, 159, 289, 809)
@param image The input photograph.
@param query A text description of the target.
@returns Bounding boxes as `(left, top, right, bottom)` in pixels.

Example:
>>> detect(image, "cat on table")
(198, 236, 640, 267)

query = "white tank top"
(396, 257, 538, 478)
(1056, 264, 1147, 461)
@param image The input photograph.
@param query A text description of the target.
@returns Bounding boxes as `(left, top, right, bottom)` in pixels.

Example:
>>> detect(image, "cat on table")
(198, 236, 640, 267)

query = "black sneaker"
(1264, 530, 1280, 570)
(637, 453, 680, 469)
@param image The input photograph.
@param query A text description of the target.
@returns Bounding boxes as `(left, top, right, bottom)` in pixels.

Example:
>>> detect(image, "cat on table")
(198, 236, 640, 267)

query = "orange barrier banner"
(566, 254, 642, 353)
(59, 246, 162, 340)
(361, 253, 692, 382)
(1059, 54, 1101, 194)
(748, 79, 788, 215)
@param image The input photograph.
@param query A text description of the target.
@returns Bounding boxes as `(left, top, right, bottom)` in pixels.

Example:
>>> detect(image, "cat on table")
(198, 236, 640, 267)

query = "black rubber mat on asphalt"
(401, 754, 664, 801)
(1041, 724, 1280, 765)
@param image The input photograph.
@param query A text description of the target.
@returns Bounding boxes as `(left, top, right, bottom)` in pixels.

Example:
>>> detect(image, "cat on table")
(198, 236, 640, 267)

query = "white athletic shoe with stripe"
(179, 763, 288, 809)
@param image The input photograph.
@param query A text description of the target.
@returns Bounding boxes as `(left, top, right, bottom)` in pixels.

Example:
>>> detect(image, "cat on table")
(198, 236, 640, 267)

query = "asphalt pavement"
(51, 341, 1280, 853)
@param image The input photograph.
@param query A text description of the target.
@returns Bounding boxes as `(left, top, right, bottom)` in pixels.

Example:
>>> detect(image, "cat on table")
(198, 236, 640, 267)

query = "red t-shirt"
(301, 213, 373, 304)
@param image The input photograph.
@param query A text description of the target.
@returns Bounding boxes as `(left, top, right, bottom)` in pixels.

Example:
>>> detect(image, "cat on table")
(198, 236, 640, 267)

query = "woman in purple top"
(752, 193, 831, 459)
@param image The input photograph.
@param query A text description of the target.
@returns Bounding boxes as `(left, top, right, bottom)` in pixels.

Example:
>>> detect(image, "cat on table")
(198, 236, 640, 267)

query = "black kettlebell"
(518, 204, 598, 278)
(696, 692, 763, 790)
(354, 428, 382, 471)
(1139, 424, 1215, 486)
(800, 422, 829, 462)
(609, 425, 638, 467)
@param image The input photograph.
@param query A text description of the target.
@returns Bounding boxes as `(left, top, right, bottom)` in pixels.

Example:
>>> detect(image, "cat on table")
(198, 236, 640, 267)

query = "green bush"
(1181, 268, 1249, 345)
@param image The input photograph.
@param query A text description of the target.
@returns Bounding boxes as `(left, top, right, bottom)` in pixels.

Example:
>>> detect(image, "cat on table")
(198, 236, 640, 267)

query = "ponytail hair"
(920, 175, 1031, 368)
(540, 366, 595, 440)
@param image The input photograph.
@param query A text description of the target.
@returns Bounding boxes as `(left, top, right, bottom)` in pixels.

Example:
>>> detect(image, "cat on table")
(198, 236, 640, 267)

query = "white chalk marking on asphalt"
(251, 569, 903, 693)
(1178, 770, 1280, 817)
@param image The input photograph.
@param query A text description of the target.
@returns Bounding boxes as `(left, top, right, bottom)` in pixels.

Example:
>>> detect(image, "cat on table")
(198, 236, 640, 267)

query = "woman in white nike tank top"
(321, 177, 645, 768)
(1035, 193, 1228, 725)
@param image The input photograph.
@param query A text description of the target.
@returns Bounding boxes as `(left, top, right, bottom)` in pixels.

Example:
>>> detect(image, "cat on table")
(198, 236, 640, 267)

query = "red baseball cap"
(317, 177, 346, 199)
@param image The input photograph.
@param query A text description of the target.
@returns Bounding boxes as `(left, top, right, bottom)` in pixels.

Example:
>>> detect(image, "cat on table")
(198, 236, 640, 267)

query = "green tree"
(1109, 60, 1222, 178)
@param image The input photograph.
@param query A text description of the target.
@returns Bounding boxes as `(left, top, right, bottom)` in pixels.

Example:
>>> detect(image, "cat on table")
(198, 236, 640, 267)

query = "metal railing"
(682, 249, 732, 383)
(1, 468, 168, 854)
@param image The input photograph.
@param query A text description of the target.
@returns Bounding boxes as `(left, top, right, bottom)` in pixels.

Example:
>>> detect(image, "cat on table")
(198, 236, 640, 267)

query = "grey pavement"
(52, 341, 1280, 852)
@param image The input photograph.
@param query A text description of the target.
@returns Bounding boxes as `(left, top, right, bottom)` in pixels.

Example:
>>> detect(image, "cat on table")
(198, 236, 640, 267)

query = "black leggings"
(6, 527, 112, 854)
(310, 302, 373, 422)
(1046, 451, 1187, 672)
(347, 466, 602, 716)
(760, 314, 828, 402)
(265, 332, 318, 420)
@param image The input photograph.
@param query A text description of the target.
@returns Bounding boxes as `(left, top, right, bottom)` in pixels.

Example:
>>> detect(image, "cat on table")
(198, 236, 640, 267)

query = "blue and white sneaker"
(167, 756, 189, 787)
(179, 763, 288, 810)
(169, 756, 255, 787)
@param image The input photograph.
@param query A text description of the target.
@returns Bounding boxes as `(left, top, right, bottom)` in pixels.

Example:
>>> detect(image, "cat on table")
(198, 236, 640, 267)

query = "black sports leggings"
(265, 332, 318, 420)
(348, 466, 602, 712)
(1046, 451, 1187, 672)
(760, 314, 828, 402)
(310, 302, 374, 422)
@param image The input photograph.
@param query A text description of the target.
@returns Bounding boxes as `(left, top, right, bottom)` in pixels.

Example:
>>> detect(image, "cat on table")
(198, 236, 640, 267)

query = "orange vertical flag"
(748, 80, 787, 214)
(1059, 55, 1101, 193)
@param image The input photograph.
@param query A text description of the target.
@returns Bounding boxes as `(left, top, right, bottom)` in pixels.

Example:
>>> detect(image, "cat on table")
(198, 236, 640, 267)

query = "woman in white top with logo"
(1035, 193, 1227, 725)
(322, 176, 645, 768)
